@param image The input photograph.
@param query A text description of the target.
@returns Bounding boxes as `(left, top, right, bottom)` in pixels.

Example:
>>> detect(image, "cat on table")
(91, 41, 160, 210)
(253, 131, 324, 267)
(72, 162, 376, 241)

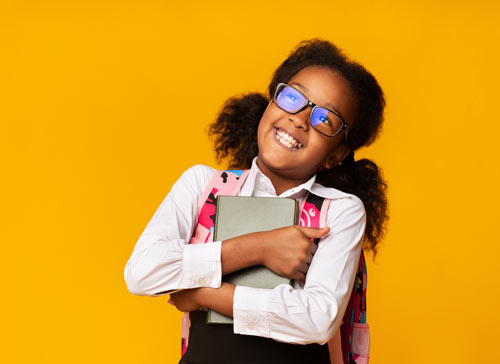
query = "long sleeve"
(232, 194, 366, 345)
(124, 165, 222, 296)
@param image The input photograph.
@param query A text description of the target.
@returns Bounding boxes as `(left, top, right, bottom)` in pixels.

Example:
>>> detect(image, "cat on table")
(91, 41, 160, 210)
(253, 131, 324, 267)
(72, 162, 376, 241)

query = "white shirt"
(124, 158, 366, 345)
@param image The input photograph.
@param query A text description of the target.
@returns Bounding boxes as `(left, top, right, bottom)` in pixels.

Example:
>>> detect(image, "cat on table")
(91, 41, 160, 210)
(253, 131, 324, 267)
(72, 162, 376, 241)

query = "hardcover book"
(207, 195, 299, 324)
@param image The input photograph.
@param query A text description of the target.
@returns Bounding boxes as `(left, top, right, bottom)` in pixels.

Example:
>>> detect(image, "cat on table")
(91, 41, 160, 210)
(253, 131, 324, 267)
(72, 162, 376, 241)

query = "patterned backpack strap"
(189, 169, 250, 245)
(181, 169, 250, 357)
(299, 193, 342, 363)
(340, 250, 369, 364)
(301, 192, 369, 364)
(299, 192, 330, 231)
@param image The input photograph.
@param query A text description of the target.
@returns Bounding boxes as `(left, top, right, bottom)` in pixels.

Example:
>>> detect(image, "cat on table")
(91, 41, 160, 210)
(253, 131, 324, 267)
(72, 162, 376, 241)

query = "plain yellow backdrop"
(2, 0, 500, 363)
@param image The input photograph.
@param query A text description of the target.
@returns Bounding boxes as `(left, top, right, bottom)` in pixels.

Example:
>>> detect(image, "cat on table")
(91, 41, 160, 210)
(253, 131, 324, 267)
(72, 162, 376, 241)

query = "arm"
(221, 226, 329, 279)
(172, 196, 366, 345)
(170, 225, 330, 312)
(124, 165, 223, 296)
(233, 196, 366, 344)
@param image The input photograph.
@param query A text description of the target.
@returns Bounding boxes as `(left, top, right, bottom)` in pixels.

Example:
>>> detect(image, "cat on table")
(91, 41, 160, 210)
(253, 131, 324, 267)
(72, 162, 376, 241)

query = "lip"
(273, 126, 306, 149)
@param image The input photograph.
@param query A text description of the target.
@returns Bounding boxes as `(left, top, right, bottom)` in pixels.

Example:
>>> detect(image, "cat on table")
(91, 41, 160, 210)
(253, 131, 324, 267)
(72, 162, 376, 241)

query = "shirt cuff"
(233, 285, 271, 338)
(180, 241, 222, 288)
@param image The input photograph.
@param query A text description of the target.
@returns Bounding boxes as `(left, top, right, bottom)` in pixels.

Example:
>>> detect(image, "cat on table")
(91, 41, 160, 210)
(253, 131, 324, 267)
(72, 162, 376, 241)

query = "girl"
(124, 39, 388, 364)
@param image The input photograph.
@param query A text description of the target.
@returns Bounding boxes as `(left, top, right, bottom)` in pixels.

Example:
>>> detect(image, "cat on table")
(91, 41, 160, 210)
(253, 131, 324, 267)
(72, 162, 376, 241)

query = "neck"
(255, 158, 312, 196)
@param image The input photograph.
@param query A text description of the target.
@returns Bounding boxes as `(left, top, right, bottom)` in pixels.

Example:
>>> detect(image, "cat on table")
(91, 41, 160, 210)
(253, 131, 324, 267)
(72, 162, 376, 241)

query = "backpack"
(181, 169, 370, 364)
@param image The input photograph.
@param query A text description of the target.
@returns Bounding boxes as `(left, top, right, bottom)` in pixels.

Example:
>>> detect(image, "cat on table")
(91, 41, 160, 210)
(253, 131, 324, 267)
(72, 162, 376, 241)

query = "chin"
(258, 153, 296, 175)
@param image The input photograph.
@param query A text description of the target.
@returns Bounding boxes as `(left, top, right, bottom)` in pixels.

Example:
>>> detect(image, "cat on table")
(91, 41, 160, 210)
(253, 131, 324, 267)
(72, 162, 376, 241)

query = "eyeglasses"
(273, 83, 348, 138)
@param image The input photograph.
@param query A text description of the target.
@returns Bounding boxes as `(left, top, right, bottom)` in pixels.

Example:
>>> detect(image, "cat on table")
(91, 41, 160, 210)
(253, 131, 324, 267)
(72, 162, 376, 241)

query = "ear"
(322, 144, 350, 170)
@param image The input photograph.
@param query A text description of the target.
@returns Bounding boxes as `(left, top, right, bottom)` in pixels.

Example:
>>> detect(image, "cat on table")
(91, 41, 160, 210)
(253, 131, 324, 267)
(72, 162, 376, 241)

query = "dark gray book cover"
(207, 196, 298, 324)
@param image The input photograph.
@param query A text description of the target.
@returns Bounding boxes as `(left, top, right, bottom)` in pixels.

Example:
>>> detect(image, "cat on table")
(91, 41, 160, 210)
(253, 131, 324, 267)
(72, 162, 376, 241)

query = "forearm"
(220, 232, 265, 276)
(197, 282, 236, 318)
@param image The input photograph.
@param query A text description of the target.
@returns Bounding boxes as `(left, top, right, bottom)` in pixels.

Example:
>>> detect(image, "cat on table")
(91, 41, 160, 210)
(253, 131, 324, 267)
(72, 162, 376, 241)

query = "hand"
(260, 226, 330, 281)
(169, 288, 203, 312)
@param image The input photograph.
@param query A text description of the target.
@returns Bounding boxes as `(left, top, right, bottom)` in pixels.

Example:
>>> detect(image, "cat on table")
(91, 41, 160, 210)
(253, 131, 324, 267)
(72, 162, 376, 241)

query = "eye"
(311, 108, 333, 127)
(313, 113, 331, 125)
(276, 86, 306, 111)
(282, 91, 302, 106)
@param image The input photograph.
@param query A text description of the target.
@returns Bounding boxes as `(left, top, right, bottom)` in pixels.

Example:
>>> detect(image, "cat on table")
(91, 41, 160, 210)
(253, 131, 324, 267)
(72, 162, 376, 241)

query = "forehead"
(288, 66, 357, 123)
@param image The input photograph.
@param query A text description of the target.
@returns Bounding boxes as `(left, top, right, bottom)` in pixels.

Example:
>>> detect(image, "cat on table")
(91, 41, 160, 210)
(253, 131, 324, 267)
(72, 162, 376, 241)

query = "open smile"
(273, 127, 304, 151)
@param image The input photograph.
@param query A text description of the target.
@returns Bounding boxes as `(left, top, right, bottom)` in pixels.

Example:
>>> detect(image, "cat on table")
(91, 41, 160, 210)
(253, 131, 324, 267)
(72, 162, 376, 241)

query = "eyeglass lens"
(275, 84, 344, 137)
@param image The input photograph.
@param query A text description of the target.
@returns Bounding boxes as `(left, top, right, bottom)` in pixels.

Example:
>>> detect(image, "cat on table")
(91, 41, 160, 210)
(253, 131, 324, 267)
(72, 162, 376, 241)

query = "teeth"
(275, 128, 303, 150)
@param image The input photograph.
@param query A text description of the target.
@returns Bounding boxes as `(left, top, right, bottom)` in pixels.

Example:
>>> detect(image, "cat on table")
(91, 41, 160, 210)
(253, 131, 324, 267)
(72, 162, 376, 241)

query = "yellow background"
(2, 0, 499, 363)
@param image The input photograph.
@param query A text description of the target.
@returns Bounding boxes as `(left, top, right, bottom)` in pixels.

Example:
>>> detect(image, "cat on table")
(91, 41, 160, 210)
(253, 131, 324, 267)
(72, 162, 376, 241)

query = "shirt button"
(247, 323, 255, 330)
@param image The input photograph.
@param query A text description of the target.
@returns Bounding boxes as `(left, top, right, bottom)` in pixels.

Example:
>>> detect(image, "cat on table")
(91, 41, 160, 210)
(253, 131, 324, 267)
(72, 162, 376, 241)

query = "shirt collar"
(241, 157, 352, 200)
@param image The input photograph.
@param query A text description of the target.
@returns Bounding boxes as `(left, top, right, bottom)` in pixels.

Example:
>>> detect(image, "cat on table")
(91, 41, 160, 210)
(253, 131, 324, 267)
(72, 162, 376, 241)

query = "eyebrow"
(290, 82, 344, 117)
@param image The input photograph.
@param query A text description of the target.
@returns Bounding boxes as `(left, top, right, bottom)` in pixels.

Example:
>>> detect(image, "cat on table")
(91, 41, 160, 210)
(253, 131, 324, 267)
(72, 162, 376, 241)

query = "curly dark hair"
(208, 39, 388, 258)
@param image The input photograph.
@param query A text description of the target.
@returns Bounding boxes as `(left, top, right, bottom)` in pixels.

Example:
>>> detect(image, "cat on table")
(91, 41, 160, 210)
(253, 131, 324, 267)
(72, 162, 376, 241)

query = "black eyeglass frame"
(273, 82, 349, 139)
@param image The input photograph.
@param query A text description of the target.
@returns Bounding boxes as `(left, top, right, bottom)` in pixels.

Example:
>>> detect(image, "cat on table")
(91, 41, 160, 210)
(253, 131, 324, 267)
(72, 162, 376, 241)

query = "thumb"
(296, 226, 330, 239)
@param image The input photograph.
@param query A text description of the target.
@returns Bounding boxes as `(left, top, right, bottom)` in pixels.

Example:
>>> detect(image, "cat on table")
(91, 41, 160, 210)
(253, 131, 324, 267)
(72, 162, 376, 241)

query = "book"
(207, 195, 299, 324)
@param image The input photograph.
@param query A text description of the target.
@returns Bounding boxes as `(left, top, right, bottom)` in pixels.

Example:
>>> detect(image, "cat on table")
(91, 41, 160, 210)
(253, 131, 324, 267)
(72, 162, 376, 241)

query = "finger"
(298, 263, 310, 275)
(305, 248, 315, 263)
(308, 243, 318, 255)
(293, 271, 306, 282)
(296, 226, 330, 239)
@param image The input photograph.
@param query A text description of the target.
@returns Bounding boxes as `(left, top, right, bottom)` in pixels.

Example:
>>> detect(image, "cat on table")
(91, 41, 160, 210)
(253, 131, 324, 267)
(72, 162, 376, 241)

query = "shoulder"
(328, 193, 366, 225)
(171, 164, 217, 198)
(179, 164, 217, 183)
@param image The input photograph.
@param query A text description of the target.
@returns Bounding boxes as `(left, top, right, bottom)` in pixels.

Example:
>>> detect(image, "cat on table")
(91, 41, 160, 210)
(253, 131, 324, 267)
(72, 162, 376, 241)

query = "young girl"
(125, 39, 388, 364)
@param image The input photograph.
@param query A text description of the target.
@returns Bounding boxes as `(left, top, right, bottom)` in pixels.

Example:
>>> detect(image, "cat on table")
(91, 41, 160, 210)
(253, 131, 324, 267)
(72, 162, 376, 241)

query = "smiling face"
(256, 66, 358, 193)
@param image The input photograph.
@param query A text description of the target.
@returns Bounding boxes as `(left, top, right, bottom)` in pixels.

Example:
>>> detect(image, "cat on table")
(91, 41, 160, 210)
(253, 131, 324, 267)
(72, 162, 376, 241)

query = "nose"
(289, 108, 310, 130)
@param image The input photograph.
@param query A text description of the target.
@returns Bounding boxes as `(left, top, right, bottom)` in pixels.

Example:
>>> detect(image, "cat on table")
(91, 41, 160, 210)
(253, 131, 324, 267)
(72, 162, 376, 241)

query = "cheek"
(256, 119, 267, 151)
(256, 117, 264, 139)
(256, 108, 276, 141)
(312, 138, 339, 162)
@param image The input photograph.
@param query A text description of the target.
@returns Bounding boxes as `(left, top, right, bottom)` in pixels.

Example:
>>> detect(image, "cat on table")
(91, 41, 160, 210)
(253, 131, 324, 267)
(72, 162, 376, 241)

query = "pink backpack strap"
(301, 192, 369, 364)
(189, 170, 250, 245)
(181, 169, 250, 357)
(299, 193, 330, 230)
